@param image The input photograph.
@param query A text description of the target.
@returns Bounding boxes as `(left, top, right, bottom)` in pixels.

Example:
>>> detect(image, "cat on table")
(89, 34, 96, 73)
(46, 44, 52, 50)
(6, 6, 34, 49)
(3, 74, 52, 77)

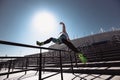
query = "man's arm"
(60, 22, 71, 41)
(60, 22, 67, 33)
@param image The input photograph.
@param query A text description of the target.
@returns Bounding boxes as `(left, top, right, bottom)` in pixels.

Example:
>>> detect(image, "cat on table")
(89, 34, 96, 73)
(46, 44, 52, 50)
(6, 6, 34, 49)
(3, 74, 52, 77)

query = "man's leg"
(43, 37, 53, 44)
(61, 38, 79, 53)
(62, 39, 87, 63)
(36, 37, 60, 46)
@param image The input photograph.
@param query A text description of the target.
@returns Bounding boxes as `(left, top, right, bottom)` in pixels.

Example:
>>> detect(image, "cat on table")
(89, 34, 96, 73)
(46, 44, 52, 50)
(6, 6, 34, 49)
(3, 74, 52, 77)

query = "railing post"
(22, 59, 24, 70)
(7, 59, 12, 78)
(59, 51, 63, 80)
(74, 52, 78, 67)
(35, 55, 39, 75)
(0, 58, 1, 71)
(25, 57, 28, 75)
(39, 49, 42, 80)
(70, 53, 74, 74)
(11, 59, 15, 72)
(42, 56, 45, 74)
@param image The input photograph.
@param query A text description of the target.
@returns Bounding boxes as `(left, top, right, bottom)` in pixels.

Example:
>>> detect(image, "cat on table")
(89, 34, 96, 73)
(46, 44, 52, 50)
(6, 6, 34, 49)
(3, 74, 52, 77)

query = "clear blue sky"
(0, 0, 120, 56)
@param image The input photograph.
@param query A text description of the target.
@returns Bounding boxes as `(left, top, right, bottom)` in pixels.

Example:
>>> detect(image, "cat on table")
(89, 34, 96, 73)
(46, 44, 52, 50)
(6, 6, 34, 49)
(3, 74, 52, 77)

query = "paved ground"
(0, 70, 120, 80)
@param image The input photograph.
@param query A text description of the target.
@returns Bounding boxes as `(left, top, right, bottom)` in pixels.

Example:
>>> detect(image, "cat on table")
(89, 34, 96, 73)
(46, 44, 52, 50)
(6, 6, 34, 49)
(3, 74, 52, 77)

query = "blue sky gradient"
(0, 0, 120, 56)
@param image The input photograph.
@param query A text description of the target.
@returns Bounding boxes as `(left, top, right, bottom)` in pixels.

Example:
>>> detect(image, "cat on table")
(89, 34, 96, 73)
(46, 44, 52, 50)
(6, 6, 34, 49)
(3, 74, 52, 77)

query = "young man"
(36, 22, 87, 63)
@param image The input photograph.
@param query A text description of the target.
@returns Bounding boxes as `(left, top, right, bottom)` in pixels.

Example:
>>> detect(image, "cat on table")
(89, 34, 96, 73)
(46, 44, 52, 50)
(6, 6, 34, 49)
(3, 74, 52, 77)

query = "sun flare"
(32, 11, 57, 34)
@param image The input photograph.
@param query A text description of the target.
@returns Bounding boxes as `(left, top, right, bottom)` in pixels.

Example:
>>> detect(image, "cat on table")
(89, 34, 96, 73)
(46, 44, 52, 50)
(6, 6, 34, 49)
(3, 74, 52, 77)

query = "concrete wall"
(49, 30, 120, 49)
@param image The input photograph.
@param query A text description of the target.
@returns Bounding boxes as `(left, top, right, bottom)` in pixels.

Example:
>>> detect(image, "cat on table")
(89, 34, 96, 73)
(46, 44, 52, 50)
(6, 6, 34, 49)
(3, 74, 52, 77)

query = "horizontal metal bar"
(0, 56, 39, 58)
(45, 61, 120, 67)
(42, 69, 120, 75)
(0, 40, 69, 52)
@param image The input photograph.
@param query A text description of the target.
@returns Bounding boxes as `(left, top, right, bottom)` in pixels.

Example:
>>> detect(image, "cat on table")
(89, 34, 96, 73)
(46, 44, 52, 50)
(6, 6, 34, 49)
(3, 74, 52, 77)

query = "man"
(36, 22, 87, 63)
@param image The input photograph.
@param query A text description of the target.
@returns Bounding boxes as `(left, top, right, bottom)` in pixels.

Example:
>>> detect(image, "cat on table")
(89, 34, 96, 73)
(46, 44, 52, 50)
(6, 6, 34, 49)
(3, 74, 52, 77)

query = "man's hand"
(60, 22, 65, 25)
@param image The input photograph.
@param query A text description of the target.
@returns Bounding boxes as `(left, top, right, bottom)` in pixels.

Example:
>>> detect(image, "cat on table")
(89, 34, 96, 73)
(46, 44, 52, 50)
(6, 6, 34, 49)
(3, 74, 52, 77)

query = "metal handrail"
(0, 40, 70, 80)
(0, 40, 69, 52)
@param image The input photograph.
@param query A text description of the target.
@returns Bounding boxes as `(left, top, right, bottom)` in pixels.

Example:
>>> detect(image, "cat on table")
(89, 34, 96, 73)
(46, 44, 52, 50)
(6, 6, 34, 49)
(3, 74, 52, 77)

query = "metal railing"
(1, 40, 120, 80)
(0, 40, 72, 80)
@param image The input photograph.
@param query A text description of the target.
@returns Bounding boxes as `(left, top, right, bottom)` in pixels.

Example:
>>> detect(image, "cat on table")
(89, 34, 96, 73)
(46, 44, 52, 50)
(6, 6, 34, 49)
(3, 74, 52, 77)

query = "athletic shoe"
(36, 41, 44, 46)
(78, 52, 87, 64)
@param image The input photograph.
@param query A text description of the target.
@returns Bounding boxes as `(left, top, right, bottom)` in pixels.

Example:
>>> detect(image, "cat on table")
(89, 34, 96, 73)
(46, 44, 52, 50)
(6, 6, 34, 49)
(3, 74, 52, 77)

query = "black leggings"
(43, 37, 53, 44)
(61, 38, 79, 53)
(43, 37, 79, 53)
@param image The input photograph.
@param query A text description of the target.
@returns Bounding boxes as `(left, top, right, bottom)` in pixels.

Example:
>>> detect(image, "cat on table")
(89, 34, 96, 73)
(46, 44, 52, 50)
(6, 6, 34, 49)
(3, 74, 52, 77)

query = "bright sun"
(32, 11, 57, 34)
